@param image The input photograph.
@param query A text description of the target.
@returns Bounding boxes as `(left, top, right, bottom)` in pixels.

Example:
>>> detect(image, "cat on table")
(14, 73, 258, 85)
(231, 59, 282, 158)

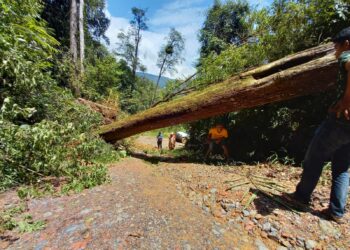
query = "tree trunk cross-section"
(99, 43, 337, 142)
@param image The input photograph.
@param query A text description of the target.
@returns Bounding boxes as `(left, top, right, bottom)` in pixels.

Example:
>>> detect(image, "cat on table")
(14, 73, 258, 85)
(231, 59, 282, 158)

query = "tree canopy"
(199, 0, 250, 58)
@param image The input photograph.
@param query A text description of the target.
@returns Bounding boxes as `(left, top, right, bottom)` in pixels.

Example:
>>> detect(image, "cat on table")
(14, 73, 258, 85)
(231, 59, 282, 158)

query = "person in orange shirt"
(205, 124, 230, 159)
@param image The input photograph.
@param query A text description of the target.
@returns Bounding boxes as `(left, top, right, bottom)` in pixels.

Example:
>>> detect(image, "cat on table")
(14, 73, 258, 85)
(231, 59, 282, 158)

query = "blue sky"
(105, 0, 272, 78)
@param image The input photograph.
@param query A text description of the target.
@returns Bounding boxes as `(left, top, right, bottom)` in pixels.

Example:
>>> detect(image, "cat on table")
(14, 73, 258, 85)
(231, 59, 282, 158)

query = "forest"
(3, 0, 349, 190)
(1, 0, 350, 190)
(1, 0, 350, 246)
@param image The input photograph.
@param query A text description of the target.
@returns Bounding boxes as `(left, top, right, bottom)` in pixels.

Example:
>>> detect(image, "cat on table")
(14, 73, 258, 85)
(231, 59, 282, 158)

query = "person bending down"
(205, 124, 230, 159)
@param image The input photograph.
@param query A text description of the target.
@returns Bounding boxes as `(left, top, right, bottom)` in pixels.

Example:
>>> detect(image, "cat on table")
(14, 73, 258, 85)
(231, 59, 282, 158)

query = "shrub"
(0, 0, 118, 192)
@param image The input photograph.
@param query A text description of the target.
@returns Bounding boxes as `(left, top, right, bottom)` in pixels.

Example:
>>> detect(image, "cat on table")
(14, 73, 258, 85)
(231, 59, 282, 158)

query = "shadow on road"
(128, 149, 245, 167)
(128, 150, 195, 164)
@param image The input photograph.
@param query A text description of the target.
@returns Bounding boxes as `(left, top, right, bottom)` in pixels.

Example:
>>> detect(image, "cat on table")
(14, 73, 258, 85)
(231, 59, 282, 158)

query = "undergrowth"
(0, 204, 45, 234)
(0, 0, 123, 194)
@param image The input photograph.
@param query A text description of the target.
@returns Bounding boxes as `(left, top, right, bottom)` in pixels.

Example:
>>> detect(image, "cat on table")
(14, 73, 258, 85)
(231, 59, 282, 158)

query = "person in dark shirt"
(156, 132, 163, 150)
(292, 27, 350, 223)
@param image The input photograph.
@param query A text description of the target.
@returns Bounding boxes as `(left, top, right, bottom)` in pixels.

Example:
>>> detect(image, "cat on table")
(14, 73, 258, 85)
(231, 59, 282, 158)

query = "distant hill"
(136, 72, 172, 88)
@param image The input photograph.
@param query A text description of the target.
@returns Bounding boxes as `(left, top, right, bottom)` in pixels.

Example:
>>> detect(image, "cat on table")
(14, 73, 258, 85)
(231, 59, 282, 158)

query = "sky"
(105, 0, 272, 79)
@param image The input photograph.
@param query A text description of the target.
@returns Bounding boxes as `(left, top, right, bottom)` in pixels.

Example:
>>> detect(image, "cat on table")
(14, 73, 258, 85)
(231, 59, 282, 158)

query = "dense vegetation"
(187, 0, 350, 163)
(0, 0, 119, 192)
(0, 0, 183, 192)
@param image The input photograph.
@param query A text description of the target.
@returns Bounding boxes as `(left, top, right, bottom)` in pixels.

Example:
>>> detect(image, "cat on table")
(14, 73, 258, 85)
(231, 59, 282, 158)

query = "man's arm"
(336, 61, 350, 119)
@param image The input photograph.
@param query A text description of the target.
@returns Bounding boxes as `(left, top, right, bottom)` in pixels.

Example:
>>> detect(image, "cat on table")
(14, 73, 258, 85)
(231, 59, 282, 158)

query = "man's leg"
(295, 118, 346, 202)
(205, 140, 214, 158)
(221, 141, 229, 159)
(222, 145, 229, 159)
(330, 144, 350, 218)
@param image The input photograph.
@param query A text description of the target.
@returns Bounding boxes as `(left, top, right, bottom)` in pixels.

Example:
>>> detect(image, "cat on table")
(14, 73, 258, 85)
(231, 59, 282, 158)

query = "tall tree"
(85, 0, 110, 43)
(42, 0, 110, 48)
(152, 28, 185, 104)
(116, 7, 148, 86)
(79, 0, 85, 72)
(199, 0, 250, 58)
(130, 7, 148, 79)
(70, 0, 78, 64)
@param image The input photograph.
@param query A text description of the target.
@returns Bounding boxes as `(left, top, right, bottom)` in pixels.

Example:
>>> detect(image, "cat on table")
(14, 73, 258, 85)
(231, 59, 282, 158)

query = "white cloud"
(104, 0, 273, 79)
(105, 1, 206, 79)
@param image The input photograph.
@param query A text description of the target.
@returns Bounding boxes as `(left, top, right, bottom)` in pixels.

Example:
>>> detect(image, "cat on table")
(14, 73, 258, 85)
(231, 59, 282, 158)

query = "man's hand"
(330, 99, 350, 120)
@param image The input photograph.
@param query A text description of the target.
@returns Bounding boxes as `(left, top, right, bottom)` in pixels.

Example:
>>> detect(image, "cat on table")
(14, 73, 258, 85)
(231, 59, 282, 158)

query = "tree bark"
(152, 55, 168, 105)
(70, 0, 78, 64)
(131, 28, 141, 82)
(69, 0, 80, 96)
(78, 0, 85, 73)
(99, 43, 337, 143)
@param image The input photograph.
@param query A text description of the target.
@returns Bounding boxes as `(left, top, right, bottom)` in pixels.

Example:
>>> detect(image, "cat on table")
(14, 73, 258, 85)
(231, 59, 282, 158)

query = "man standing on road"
(292, 27, 350, 223)
(205, 124, 230, 160)
(157, 132, 163, 150)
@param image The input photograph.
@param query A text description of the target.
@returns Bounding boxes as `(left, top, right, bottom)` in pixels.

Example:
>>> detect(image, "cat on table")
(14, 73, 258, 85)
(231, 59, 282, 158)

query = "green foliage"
(0, 204, 45, 234)
(86, 0, 111, 42)
(254, 0, 350, 61)
(195, 43, 266, 88)
(153, 28, 185, 103)
(0, 0, 58, 119)
(83, 55, 130, 100)
(0, 205, 25, 233)
(157, 28, 185, 76)
(41, 0, 110, 47)
(17, 184, 54, 199)
(0, 0, 118, 193)
(189, 0, 350, 163)
(116, 7, 148, 84)
(199, 0, 250, 58)
(61, 163, 109, 194)
(17, 217, 46, 233)
(121, 77, 156, 114)
(0, 117, 117, 191)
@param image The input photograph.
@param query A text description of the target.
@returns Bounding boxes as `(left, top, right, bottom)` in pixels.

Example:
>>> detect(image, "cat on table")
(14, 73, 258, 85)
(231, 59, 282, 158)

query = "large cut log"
(99, 43, 337, 142)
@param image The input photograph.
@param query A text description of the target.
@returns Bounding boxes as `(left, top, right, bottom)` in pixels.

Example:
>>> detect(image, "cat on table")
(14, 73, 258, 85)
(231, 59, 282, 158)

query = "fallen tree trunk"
(99, 43, 337, 142)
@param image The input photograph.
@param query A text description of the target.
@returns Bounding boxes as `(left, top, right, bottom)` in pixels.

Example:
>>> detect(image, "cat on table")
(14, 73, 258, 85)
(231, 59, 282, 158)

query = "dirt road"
(2, 158, 261, 250)
(133, 134, 185, 151)
(1, 136, 349, 249)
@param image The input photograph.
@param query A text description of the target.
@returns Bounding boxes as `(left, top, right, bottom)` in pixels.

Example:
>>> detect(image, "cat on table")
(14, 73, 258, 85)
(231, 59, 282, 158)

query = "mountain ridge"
(136, 72, 172, 88)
